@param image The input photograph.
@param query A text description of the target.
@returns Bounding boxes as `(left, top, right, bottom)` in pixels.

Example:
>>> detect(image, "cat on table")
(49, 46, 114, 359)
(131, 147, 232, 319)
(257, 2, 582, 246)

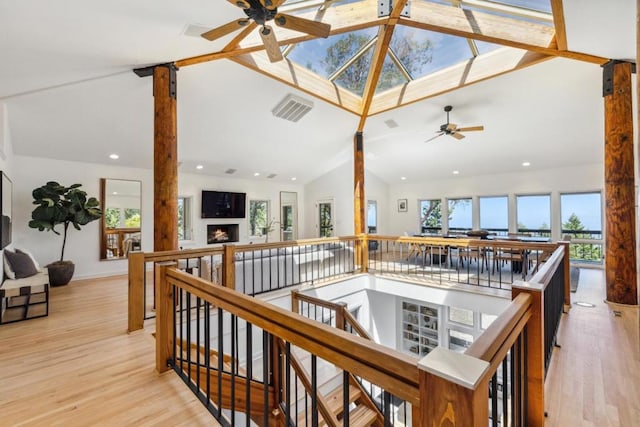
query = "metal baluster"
(246, 323, 252, 427)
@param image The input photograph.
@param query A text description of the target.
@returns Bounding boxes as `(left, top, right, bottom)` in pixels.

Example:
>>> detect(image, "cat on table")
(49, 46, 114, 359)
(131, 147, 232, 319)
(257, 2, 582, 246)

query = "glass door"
(318, 200, 334, 237)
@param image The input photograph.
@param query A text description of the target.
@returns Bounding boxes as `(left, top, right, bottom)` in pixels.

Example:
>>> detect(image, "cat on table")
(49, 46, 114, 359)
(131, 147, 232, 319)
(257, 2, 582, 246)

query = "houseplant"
(29, 182, 102, 286)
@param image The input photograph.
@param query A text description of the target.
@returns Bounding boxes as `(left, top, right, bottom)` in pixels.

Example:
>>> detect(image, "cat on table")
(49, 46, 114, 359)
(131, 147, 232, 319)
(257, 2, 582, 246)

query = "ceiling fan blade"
(201, 19, 249, 41)
(228, 0, 251, 8)
(425, 132, 445, 143)
(446, 123, 457, 131)
(259, 26, 284, 62)
(274, 14, 331, 38)
(457, 125, 484, 132)
(451, 132, 465, 140)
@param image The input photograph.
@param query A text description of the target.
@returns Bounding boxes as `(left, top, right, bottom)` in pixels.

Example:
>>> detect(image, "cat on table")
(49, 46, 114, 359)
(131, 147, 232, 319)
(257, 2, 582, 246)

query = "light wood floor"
(0, 275, 217, 426)
(545, 268, 640, 426)
(1, 269, 638, 426)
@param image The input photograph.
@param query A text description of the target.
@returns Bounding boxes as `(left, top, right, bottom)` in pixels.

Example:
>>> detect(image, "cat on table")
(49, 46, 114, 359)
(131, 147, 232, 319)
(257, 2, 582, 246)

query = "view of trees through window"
(516, 194, 551, 237)
(447, 198, 472, 232)
(420, 199, 442, 233)
(249, 200, 269, 236)
(561, 192, 602, 263)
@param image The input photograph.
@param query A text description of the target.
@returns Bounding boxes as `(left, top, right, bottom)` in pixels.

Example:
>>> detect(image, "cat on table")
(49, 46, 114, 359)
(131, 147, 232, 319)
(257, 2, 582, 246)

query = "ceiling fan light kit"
(201, 0, 331, 63)
(425, 105, 484, 143)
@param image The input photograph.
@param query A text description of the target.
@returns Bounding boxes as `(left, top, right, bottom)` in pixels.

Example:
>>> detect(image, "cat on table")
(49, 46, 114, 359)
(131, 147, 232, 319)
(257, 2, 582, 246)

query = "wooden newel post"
(558, 241, 571, 312)
(336, 302, 347, 331)
(222, 244, 236, 289)
(511, 284, 545, 427)
(155, 261, 177, 374)
(360, 235, 369, 273)
(128, 251, 146, 332)
(418, 347, 490, 427)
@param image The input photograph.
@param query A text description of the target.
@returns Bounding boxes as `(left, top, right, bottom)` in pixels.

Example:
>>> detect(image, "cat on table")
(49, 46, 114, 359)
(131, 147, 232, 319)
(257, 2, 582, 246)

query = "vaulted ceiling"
(0, 0, 635, 183)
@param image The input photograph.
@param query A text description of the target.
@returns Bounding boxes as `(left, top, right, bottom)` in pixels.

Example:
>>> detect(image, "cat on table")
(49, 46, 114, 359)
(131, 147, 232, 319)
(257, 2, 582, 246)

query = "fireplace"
(207, 224, 239, 244)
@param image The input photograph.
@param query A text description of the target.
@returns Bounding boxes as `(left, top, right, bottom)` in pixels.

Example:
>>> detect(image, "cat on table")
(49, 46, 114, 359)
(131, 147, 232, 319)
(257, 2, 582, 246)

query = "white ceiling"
(0, 0, 636, 184)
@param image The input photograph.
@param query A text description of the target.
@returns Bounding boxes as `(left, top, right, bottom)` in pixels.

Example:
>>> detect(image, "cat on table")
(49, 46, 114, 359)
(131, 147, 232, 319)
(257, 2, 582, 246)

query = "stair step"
(325, 384, 361, 416)
(345, 405, 378, 427)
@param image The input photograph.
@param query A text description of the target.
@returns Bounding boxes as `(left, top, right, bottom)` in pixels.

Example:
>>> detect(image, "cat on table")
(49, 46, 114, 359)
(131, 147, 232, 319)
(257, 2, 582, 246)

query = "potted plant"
(29, 181, 102, 286)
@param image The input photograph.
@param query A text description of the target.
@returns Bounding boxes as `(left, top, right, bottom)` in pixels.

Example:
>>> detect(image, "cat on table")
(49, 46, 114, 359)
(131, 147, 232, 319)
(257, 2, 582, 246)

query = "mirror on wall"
(100, 178, 142, 260)
(280, 191, 298, 241)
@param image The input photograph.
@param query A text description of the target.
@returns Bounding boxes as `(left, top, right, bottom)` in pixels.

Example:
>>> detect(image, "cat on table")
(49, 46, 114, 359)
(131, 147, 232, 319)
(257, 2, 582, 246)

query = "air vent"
(267, 173, 277, 179)
(225, 168, 237, 175)
(272, 94, 313, 122)
(384, 119, 399, 128)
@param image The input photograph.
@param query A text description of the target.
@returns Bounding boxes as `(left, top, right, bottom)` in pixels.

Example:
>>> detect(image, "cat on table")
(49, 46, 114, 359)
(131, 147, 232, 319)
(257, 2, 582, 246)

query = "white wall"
(387, 163, 604, 240)
(303, 160, 390, 238)
(178, 172, 303, 248)
(11, 156, 304, 279)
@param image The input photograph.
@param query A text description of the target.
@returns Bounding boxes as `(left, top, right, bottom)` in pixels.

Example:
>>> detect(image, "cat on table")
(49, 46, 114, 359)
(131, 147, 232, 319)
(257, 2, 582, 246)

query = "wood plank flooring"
(0, 275, 217, 426)
(1, 269, 638, 426)
(545, 268, 640, 426)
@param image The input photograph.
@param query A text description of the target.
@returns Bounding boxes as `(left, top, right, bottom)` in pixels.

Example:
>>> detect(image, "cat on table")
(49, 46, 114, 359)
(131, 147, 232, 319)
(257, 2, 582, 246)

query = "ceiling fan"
(200, 0, 331, 63)
(425, 105, 484, 142)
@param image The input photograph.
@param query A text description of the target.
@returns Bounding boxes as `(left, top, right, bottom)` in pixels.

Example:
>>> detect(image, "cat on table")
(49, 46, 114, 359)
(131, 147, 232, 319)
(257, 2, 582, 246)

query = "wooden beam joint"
(602, 59, 636, 97)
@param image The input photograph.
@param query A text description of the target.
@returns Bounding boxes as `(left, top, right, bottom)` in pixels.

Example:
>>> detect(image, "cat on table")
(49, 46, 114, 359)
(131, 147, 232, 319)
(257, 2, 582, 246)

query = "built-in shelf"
(401, 300, 440, 357)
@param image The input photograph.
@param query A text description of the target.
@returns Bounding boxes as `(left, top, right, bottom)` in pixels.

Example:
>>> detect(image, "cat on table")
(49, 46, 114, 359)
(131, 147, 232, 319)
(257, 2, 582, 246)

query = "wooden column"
(127, 251, 146, 332)
(153, 64, 179, 252)
(603, 60, 638, 305)
(155, 261, 176, 373)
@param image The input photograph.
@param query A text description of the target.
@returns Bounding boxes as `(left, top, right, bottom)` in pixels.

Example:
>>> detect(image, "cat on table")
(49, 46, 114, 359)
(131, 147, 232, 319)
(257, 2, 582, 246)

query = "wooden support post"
(512, 284, 545, 427)
(291, 290, 299, 314)
(223, 244, 236, 289)
(155, 261, 176, 373)
(153, 64, 179, 252)
(559, 241, 571, 312)
(336, 302, 347, 331)
(360, 235, 369, 273)
(418, 347, 490, 427)
(128, 251, 146, 332)
(603, 60, 638, 305)
(354, 131, 365, 236)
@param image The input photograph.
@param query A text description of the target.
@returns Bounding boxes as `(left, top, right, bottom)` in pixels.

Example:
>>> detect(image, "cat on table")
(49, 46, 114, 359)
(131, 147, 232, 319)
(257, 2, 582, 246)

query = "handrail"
(141, 246, 224, 262)
(528, 244, 565, 287)
(277, 339, 340, 427)
(234, 235, 361, 252)
(161, 267, 421, 405)
(373, 234, 558, 251)
(343, 309, 372, 341)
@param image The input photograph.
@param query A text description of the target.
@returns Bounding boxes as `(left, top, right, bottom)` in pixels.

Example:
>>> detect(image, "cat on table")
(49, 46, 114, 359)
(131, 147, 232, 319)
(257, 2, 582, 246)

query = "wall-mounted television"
(201, 190, 246, 219)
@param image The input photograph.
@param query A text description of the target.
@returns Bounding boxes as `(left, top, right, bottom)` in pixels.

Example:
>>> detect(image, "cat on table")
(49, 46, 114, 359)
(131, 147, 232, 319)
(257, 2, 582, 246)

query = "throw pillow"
(3, 249, 39, 279)
(16, 248, 41, 271)
(3, 250, 16, 280)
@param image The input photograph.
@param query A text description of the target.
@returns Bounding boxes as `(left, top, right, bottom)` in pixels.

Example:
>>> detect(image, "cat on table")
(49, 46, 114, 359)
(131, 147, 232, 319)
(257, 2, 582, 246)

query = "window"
(447, 198, 472, 233)
(177, 196, 193, 241)
(367, 200, 377, 233)
(479, 196, 508, 236)
(560, 192, 603, 264)
(516, 194, 551, 237)
(420, 199, 442, 233)
(249, 200, 269, 236)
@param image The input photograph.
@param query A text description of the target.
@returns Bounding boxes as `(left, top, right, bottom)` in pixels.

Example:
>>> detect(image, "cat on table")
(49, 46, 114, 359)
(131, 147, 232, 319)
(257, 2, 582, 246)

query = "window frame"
(249, 199, 270, 237)
(177, 196, 193, 241)
(515, 193, 551, 237)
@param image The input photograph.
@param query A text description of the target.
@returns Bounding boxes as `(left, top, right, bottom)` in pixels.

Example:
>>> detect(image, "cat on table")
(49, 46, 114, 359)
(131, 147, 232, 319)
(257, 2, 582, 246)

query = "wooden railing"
(155, 262, 421, 425)
(419, 243, 570, 427)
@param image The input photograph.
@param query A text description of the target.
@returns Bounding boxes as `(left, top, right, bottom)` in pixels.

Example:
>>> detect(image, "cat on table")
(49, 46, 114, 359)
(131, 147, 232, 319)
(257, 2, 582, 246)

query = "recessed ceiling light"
(291, 177, 297, 181)
(522, 161, 531, 167)
(109, 154, 119, 160)
(401, 176, 407, 181)
(196, 164, 203, 170)
(254, 172, 260, 177)
(112, 191, 118, 195)
(453, 170, 459, 175)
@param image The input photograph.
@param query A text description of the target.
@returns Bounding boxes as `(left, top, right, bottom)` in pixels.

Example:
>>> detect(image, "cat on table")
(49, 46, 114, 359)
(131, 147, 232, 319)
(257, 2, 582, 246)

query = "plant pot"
(46, 261, 75, 286)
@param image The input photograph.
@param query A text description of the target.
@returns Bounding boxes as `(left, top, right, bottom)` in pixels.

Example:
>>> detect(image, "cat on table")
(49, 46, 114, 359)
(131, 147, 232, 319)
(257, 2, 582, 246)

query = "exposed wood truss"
(174, 0, 606, 120)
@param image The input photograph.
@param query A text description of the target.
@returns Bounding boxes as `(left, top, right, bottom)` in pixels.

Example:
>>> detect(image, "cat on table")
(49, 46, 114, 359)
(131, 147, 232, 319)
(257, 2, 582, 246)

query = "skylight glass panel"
(334, 49, 374, 96)
(285, 28, 377, 79)
(474, 40, 502, 55)
(491, 0, 552, 14)
(392, 26, 474, 79)
(375, 53, 409, 93)
(461, 1, 553, 25)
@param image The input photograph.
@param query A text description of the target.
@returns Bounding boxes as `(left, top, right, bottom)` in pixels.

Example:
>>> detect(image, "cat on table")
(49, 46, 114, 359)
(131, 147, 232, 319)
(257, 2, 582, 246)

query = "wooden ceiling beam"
(357, 0, 408, 131)
(549, 0, 568, 51)
(368, 47, 551, 115)
(229, 52, 362, 114)
(401, 1, 606, 64)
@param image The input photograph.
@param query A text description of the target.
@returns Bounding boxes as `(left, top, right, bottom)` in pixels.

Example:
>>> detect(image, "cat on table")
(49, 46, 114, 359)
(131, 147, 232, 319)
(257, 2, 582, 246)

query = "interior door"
(318, 200, 334, 237)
